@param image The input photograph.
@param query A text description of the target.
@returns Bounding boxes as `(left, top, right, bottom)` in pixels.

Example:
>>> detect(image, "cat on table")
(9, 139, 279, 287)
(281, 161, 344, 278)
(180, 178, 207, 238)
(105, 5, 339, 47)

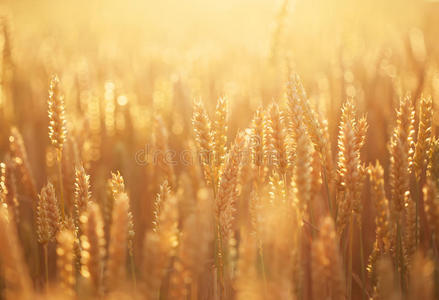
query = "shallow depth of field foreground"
(1, 0, 439, 299)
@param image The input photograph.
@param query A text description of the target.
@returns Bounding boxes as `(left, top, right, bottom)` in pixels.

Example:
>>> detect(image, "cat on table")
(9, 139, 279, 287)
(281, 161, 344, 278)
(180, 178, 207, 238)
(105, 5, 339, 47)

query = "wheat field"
(1, 0, 439, 299)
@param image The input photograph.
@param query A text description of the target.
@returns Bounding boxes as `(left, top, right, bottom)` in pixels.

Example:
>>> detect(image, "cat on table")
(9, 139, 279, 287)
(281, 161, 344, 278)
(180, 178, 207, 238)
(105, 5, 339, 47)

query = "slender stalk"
(43, 243, 49, 292)
(282, 172, 289, 199)
(415, 180, 421, 248)
(216, 225, 225, 300)
(258, 241, 268, 298)
(347, 215, 354, 300)
(359, 224, 366, 300)
(396, 220, 405, 292)
(130, 254, 137, 289)
(322, 161, 332, 217)
(56, 149, 65, 220)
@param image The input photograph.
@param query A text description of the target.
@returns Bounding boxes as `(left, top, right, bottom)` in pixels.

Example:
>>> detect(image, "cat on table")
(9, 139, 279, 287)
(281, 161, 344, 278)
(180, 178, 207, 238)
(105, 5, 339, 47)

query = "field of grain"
(1, 0, 439, 299)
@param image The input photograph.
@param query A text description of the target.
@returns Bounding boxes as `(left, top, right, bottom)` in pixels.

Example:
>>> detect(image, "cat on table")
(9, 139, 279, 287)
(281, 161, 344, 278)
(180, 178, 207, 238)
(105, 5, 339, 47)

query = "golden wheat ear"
(413, 96, 433, 179)
(36, 182, 61, 245)
(335, 100, 366, 234)
(193, 99, 213, 185)
(48, 75, 68, 220)
(216, 131, 246, 241)
(287, 73, 326, 153)
(250, 107, 266, 182)
(74, 163, 91, 224)
(152, 180, 171, 232)
(48, 74, 67, 152)
(211, 97, 229, 181)
(110, 170, 125, 197)
(389, 96, 415, 214)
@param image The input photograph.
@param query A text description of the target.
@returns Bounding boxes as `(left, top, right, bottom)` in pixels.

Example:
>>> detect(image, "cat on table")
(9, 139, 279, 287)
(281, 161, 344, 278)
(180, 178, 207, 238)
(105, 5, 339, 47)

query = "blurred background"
(1, 0, 439, 293)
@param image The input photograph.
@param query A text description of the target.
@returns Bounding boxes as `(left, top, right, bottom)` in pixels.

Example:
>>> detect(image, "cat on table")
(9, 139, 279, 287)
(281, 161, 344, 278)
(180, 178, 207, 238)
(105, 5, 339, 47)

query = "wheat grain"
(413, 96, 432, 179)
(389, 96, 415, 213)
(74, 164, 91, 224)
(36, 182, 61, 244)
(211, 97, 228, 181)
(193, 100, 213, 184)
(48, 75, 67, 151)
(216, 131, 245, 240)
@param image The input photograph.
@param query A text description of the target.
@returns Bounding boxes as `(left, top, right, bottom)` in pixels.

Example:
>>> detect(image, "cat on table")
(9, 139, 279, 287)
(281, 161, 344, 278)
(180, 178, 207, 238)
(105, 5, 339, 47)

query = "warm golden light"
(0, 0, 438, 299)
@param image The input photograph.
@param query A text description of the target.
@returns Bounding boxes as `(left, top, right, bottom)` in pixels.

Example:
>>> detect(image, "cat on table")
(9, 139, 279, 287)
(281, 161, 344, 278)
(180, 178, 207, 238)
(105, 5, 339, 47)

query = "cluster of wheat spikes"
(0, 67, 436, 300)
(1, 2, 439, 299)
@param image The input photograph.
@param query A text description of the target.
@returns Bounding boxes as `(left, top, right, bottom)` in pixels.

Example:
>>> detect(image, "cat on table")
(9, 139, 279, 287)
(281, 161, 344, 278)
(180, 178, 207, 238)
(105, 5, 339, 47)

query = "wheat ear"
(193, 100, 213, 184)
(48, 75, 67, 219)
